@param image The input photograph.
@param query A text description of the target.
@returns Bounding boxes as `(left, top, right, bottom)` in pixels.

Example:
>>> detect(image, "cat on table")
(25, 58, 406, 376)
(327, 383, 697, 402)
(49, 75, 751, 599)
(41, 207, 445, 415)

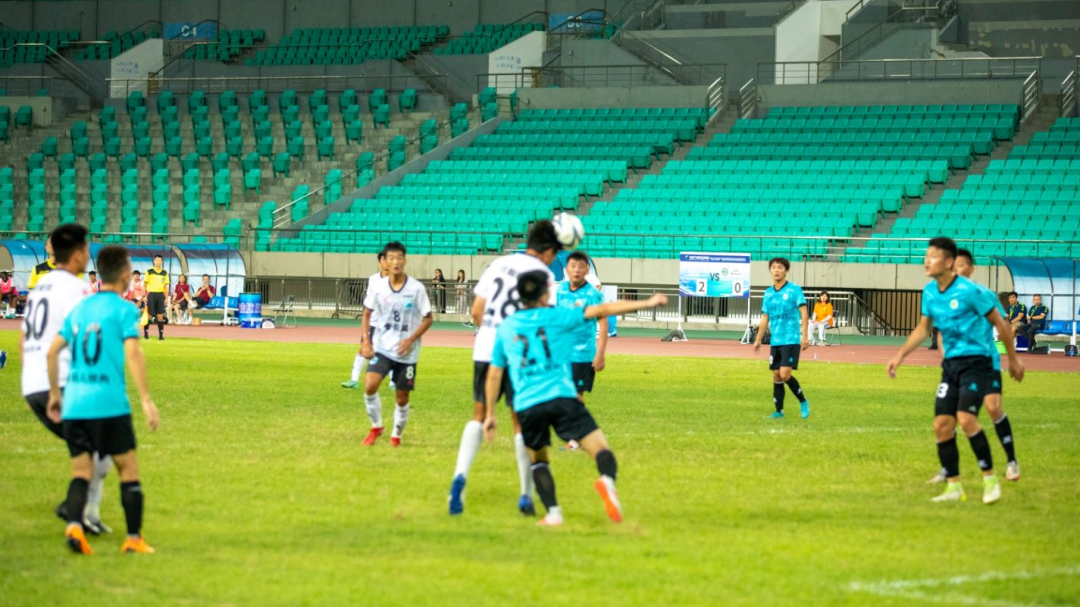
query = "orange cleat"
(362, 427, 384, 446)
(594, 477, 623, 523)
(120, 536, 156, 554)
(65, 524, 93, 555)
(390, 436, 401, 447)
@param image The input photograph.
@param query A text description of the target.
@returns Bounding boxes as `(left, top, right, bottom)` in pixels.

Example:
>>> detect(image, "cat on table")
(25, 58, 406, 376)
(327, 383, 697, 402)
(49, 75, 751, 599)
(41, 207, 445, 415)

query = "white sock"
(514, 432, 533, 497)
(819, 327, 826, 341)
(392, 403, 410, 438)
(85, 454, 112, 520)
(364, 393, 383, 428)
(350, 355, 364, 383)
(453, 420, 483, 478)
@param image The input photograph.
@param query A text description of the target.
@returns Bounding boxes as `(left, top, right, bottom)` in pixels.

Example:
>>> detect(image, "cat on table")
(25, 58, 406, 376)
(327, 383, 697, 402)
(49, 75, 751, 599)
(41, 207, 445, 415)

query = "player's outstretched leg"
(390, 391, 410, 448)
(114, 450, 154, 553)
(931, 416, 965, 502)
(83, 453, 113, 535)
(448, 401, 484, 515)
(342, 351, 364, 389)
(578, 430, 622, 523)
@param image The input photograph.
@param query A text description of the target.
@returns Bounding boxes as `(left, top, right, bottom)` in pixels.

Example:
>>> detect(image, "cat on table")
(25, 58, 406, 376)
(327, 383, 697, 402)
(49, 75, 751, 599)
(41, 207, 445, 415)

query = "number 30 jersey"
(363, 275, 432, 364)
(21, 269, 90, 396)
(472, 253, 554, 363)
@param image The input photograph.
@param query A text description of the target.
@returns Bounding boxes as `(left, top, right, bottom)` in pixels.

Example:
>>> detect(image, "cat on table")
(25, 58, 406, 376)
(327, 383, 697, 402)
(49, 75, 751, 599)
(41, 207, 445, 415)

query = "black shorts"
(177, 299, 189, 312)
(1, 291, 17, 305)
(935, 356, 996, 418)
(63, 414, 137, 457)
(26, 391, 64, 440)
(572, 362, 596, 393)
(367, 354, 416, 391)
(769, 344, 801, 370)
(147, 292, 167, 317)
(473, 361, 514, 407)
(987, 369, 1003, 396)
(517, 397, 601, 451)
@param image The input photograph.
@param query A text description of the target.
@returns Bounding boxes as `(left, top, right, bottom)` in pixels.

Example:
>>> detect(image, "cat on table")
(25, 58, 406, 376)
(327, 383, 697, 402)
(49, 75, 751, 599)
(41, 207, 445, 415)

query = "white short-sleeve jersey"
(363, 275, 432, 364)
(472, 253, 554, 362)
(21, 269, 91, 396)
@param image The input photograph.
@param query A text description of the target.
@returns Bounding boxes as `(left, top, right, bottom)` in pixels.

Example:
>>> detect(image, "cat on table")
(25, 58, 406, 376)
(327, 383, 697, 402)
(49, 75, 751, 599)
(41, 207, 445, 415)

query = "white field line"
(847, 565, 1080, 607)
(742, 423, 1061, 436)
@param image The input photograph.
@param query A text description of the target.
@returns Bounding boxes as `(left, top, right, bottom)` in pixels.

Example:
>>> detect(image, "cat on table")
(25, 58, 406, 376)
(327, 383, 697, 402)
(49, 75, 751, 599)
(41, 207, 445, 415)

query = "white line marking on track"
(847, 565, 1080, 607)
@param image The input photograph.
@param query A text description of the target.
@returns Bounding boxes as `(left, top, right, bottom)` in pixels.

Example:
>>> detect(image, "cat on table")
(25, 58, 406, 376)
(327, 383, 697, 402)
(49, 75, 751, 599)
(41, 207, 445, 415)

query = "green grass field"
(1, 331, 1078, 607)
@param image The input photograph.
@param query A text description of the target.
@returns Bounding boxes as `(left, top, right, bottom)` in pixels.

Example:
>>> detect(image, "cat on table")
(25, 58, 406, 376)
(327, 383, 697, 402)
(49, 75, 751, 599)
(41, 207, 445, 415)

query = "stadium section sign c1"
(678, 252, 751, 298)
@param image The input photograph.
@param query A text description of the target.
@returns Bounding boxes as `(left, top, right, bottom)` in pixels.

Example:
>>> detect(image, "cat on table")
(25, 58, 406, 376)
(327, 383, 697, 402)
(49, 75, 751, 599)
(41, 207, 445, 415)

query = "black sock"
(786, 376, 807, 403)
(937, 436, 960, 478)
(595, 449, 617, 481)
(157, 320, 164, 336)
(994, 415, 1016, 464)
(65, 478, 89, 525)
(968, 430, 994, 472)
(121, 481, 144, 537)
(773, 382, 785, 412)
(531, 463, 558, 511)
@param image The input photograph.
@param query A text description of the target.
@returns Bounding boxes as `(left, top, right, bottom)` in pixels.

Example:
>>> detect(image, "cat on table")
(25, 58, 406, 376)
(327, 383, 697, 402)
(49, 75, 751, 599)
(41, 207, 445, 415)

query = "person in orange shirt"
(808, 291, 834, 346)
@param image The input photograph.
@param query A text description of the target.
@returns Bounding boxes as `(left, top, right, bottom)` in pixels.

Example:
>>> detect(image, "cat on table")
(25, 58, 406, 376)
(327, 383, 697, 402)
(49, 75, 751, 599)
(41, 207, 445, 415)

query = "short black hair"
(153, 254, 163, 260)
(96, 246, 131, 283)
(768, 257, 790, 271)
(1008, 291, 1018, 298)
(527, 220, 562, 254)
(377, 249, 387, 261)
(1033, 293, 1042, 298)
(517, 270, 550, 306)
(50, 223, 88, 264)
(88, 271, 96, 276)
(203, 273, 210, 279)
(957, 248, 974, 264)
(567, 250, 590, 266)
(383, 241, 406, 256)
(928, 236, 957, 259)
(132, 270, 141, 276)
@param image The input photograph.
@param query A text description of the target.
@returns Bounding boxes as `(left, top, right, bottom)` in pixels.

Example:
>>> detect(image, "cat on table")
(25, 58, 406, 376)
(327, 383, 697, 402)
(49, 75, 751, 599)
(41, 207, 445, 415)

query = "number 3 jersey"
(59, 291, 142, 420)
(472, 253, 554, 363)
(492, 307, 586, 413)
(363, 275, 432, 364)
(21, 269, 90, 397)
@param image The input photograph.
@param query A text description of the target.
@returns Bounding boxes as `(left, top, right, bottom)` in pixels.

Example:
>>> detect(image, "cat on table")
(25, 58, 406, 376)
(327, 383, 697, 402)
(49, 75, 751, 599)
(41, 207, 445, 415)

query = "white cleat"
(1006, 461, 1020, 482)
(536, 512, 564, 527)
(931, 483, 966, 503)
(927, 469, 948, 484)
(983, 477, 1002, 504)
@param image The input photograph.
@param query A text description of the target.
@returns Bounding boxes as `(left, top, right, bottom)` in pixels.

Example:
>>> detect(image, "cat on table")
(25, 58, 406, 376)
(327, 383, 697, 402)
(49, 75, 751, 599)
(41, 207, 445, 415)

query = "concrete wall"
(632, 29, 773, 92)
(760, 77, 1026, 107)
(518, 84, 712, 109)
(958, 0, 1080, 59)
(417, 53, 490, 103)
(488, 31, 546, 94)
(0, 96, 57, 126)
(108, 38, 164, 98)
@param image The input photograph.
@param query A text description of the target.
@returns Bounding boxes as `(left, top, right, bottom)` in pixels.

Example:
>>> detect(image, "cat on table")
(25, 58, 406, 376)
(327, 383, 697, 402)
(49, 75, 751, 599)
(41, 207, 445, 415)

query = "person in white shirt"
(358, 242, 433, 447)
(448, 220, 562, 517)
(20, 223, 112, 535)
(343, 249, 389, 389)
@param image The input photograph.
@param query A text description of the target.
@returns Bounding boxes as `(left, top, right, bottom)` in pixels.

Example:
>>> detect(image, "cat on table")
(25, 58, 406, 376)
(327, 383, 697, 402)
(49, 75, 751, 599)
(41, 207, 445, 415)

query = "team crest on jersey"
(782, 293, 789, 300)
(949, 299, 959, 310)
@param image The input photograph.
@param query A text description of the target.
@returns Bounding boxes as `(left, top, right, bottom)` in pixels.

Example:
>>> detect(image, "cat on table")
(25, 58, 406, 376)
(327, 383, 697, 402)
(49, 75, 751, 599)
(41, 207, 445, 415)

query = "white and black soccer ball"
(552, 212, 585, 250)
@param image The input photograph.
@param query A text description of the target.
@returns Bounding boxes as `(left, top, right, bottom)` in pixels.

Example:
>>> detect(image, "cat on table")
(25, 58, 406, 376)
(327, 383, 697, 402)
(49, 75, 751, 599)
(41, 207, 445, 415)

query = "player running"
(20, 224, 112, 534)
(46, 245, 160, 554)
(753, 257, 811, 419)
(143, 254, 170, 340)
(927, 248, 1021, 484)
(483, 270, 668, 526)
(887, 237, 1023, 504)
(343, 249, 389, 389)
(448, 221, 562, 517)
(358, 242, 433, 447)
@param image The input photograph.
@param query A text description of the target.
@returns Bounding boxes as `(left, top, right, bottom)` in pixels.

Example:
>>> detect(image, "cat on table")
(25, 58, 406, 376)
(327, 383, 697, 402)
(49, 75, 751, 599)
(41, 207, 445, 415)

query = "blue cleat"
(448, 474, 466, 515)
(800, 400, 810, 419)
(0, 350, 6, 369)
(518, 494, 536, 517)
(769, 411, 785, 419)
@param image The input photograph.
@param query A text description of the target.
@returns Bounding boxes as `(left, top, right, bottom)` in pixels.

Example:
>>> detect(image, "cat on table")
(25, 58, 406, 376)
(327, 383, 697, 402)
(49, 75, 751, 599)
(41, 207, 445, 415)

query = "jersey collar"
(936, 275, 958, 295)
(771, 280, 788, 293)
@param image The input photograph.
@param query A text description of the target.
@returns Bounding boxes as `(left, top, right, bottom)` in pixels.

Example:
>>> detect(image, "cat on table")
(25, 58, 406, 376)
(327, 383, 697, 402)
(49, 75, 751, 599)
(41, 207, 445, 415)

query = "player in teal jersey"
(555, 251, 608, 401)
(888, 237, 1023, 505)
(46, 245, 160, 554)
(483, 271, 668, 526)
(753, 257, 811, 419)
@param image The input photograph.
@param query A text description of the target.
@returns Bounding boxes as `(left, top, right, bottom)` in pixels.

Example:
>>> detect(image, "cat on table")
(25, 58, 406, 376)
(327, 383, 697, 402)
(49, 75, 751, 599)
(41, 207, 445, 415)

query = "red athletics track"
(4, 319, 1072, 374)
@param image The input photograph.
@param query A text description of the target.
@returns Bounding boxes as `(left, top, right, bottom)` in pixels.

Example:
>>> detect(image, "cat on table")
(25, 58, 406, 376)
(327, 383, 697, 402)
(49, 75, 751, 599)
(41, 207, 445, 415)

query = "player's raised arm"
(887, 315, 934, 378)
(583, 293, 668, 319)
(986, 307, 1024, 382)
(45, 334, 69, 423)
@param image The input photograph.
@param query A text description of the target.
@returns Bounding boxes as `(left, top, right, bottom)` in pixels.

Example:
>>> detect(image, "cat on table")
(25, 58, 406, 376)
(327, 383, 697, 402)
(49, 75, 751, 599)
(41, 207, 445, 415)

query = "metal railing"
(817, 3, 947, 81)
(164, 19, 220, 59)
(2, 42, 105, 103)
(106, 72, 448, 97)
(544, 8, 610, 53)
(1062, 68, 1078, 118)
(527, 62, 726, 89)
(0, 75, 73, 97)
(706, 76, 725, 117)
(737, 78, 757, 119)
(760, 56, 1043, 85)
(244, 276, 476, 318)
(1021, 69, 1041, 122)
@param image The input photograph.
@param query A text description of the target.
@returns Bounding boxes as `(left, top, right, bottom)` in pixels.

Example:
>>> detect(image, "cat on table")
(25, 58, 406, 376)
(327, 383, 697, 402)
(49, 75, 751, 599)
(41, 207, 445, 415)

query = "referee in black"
(144, 254, 170, 340)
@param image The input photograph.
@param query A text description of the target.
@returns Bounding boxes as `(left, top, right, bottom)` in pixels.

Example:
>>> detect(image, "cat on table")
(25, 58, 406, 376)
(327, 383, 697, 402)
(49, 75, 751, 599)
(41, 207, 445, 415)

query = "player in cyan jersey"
(484, 270, 668, 526)
(448, 221, 561, 517)
(46, 245, 160, 554)
(753, 257, 811, 419)
(555, 251, 608, 402)
(359, 242, 433, 447)
(888, 237, 1023, 504)
(343, 249, 389, 389)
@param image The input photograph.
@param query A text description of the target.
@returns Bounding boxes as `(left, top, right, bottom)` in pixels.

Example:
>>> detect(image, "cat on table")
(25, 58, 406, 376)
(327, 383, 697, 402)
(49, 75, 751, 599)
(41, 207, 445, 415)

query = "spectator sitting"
(88, 270, 100, 293)
(0, 271, 18, 315)
(1005, 291, 1026, 333)
(170, 273, 195, 324)
(1016, 294, 1049, 351)
(193, 274, 216, 308)
(808, 291, 834, 346)
(126, 270, 147, 309)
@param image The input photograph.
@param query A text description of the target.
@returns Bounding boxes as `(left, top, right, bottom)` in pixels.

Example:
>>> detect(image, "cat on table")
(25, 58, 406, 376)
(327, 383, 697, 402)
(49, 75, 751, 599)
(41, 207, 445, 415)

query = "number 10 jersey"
(472, 254, 554, 363)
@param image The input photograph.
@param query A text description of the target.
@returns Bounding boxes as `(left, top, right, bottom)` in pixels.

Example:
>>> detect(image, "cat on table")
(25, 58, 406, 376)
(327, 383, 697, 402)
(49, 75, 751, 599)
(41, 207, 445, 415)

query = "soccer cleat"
(83, 518, 112, 536)
(120, 536, 156, 554)
(65, 524, 93, 555)
(769, 411, 785, 419)
(927, 469, 948, 484)
(362, 427, 384, 446)
(1006, 461, 1020, 482)
(593, 476, 623, 523)
(536, 512, 564, 527)
(800, 400, 810, 419)
(389, 382, 397, 391)
(341, 380, 358, 389)
(158, 335, 164, 341)
(390, 436, 401, 448)
(0, 350, 7, 369)
(448, 474, 467, 515)
(55, 500, 69, 522)
(518, 494, 536, 517)
(931, 483, 966, 503)
(983, 476, 1002, 505)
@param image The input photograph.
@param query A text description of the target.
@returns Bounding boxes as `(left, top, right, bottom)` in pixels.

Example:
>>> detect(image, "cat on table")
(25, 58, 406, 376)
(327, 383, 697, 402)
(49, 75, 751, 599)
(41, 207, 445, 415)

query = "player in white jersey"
(343, 249, 389, 389)
(448, 221, 562, 516)
(359, 242, 433, 447)
(20, 224, 112, 534)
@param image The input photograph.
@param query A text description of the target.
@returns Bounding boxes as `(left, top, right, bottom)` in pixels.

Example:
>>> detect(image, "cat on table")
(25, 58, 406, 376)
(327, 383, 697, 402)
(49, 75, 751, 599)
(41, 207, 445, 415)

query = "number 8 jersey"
(472, 254, 554, 363)
(21, 270, 90, 397)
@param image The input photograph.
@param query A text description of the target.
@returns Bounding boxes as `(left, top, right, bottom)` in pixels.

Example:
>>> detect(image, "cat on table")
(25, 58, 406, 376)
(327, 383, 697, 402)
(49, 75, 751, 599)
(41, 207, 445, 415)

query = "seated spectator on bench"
(808, 291, 834, 346)
(1005, 291, 1026, 333)
(126, 270, 147, 309)
(1016, 294, 1049, 351)
(0, 271, 18, 314)
(193, 274, 216, 308)
(170, 273, 195, 324)
(88, 270, 100, 293)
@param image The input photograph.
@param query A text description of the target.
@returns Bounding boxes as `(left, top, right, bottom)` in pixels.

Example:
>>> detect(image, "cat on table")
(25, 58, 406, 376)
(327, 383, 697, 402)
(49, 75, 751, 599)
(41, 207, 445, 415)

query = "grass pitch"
(1, 331, 1078, 607)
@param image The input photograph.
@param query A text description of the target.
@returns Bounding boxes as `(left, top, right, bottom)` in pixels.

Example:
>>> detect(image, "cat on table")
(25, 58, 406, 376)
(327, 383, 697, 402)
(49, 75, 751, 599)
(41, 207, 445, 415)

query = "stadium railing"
(0, 75, 73, 97)
(244, 276, 475, 319)
(758, 56, 1042, 86)
(527, 62, 726, 89)
(106, 73, 448, 97)
(1062, 62, 1078, 118)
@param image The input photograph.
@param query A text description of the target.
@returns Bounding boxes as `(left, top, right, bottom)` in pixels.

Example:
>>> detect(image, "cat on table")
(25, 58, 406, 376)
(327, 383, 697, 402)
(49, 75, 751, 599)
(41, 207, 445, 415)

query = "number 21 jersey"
(21, 269, 90, 396)
(472, 253, 554, 363)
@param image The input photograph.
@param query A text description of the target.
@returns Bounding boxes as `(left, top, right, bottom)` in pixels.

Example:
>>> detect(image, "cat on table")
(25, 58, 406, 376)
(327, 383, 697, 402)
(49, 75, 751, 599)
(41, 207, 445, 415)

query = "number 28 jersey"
(21, 269, 90, 396)
(472, 253, 554, 363)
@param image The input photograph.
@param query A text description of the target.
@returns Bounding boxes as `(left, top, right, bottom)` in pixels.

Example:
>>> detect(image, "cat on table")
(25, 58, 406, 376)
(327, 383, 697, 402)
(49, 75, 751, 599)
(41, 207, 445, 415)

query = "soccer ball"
(552, 212, 585, 250)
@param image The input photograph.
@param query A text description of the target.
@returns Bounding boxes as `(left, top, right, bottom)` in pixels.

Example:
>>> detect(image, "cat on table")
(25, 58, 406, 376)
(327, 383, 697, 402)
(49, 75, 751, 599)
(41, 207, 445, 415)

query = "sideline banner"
(678, 252, 750, 298)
